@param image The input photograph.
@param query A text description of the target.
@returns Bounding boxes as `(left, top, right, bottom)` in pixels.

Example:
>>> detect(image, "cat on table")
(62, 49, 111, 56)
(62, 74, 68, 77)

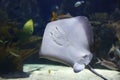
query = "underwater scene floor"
(0, 64, 120, 80)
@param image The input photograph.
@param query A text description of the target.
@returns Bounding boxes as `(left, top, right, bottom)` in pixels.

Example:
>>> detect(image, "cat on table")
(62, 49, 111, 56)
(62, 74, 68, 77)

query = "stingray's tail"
(87, 65, 108, 80)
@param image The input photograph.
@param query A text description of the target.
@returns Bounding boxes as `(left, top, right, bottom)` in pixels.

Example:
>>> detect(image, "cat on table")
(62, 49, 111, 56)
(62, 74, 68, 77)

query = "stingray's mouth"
(73, 55, 93, 73)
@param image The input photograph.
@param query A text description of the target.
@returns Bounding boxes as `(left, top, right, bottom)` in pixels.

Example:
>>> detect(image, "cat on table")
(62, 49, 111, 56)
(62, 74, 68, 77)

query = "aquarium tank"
(0, 0, 120, 80)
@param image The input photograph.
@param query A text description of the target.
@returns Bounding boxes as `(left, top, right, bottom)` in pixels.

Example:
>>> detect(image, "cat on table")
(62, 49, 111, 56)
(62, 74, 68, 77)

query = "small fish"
(55, 5, 59, 10)
(51, 12, 72, 21)
(23, 19, 34, 35)
(18, 19, 34, 41)
(96, 58, 119, 70)
(51, 11, 57, 21)
(74, 1, 85, 7)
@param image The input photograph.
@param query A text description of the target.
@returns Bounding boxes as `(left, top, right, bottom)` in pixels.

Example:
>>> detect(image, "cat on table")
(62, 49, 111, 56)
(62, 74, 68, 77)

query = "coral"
(89, 11, 120, 70)
(0, 20, 42, 73)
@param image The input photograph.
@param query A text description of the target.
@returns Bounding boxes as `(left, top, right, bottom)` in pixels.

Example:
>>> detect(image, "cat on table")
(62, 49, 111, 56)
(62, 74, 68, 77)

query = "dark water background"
(0, 0, 118, 35)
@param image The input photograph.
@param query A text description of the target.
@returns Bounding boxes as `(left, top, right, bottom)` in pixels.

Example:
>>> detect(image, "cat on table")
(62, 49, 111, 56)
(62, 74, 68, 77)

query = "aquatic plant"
(0, 19, 42, 73)
(88, 10, 120, 71)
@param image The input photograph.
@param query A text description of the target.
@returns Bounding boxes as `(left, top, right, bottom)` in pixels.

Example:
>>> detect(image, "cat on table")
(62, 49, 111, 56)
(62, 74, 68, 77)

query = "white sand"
(0, 64, 120, 80)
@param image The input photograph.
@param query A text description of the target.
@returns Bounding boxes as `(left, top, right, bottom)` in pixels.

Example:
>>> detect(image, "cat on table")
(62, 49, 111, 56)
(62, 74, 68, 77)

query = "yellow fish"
(23, 19, 34, 35)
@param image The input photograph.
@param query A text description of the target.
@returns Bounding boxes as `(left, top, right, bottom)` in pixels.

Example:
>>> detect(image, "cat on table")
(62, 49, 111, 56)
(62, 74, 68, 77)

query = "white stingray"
(39, 16, 93, 73)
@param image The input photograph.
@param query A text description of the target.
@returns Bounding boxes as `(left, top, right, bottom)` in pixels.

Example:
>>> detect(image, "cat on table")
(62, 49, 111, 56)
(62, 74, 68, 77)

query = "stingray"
(39, 16, 107, 80)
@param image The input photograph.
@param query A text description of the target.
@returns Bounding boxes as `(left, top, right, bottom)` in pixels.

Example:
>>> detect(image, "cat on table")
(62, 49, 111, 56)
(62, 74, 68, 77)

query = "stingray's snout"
(73, 63, 85, 73)
(73, 53, 93, 73)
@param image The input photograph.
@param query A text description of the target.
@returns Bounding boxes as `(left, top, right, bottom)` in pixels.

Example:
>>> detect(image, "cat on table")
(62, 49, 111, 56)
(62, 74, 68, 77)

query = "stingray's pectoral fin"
(73, 63, 85, 73)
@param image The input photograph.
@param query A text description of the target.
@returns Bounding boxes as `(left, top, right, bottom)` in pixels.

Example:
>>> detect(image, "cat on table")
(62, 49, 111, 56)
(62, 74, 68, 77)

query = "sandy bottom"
(0, 64, 120, 80)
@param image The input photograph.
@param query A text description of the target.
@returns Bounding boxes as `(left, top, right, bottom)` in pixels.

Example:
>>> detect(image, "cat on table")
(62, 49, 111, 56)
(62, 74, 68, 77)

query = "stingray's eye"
(82, 54, 93, 60)
(83, 55, 88, 58)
